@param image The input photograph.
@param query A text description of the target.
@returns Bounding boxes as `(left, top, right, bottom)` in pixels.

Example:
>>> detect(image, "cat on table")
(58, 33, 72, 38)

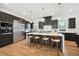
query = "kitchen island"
(25, 32, 65, 53)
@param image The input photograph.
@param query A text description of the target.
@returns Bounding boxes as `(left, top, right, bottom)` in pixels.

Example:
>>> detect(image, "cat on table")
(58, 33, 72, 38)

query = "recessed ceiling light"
(69, 9, 72, 12)
(58, 17, 61, 19)
(23, 12, 26, 14)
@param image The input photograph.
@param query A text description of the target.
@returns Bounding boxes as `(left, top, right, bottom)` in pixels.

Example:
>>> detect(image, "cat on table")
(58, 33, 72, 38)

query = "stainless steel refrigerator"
(13, 20, 25, 43)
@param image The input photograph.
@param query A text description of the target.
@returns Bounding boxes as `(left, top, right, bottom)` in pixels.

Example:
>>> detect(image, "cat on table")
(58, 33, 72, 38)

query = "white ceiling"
(0, 3, 79, 21)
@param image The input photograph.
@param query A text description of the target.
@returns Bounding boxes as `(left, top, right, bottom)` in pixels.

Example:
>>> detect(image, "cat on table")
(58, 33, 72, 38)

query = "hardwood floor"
(65, 40, 79, 56)
(0, 40, 79, 56)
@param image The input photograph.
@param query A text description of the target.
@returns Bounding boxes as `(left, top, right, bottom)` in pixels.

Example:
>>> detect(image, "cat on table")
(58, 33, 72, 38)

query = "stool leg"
(58, 42, 61, 51)
(28, 38, 31, 47)
(45, 40, 48, 55)
(42, 40, 44, 48)
(46, 41, 48, 51)
(29, 38, 30, 47)
(32, 38, 34, 43)
(51, 42, 53, 48)
(27, 36, 29, 45)
(36, 39, 38, 48)
(56, 42, 59, 56)
(50, 42, 53, 51)
(40, 39, 42, 48)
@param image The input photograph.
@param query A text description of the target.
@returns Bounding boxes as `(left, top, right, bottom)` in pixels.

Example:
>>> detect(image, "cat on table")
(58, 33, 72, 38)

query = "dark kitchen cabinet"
(0, 11, 13, 47)
(39, 21, 44, 29)
(51, 20, 58, 29)
(62, 33, 76, 41)
(0, 34, 13, 47)
(0, 11, 13, 22)
(76, 35, 79, 47)
(0, 11, 25, 48)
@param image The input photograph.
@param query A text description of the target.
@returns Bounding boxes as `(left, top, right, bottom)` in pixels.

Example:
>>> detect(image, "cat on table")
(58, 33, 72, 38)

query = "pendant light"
(30, 10, 33, 20)
(40, 7, 45, 22)
(58, 3, 62, 20)
(42, 7, 44, 17)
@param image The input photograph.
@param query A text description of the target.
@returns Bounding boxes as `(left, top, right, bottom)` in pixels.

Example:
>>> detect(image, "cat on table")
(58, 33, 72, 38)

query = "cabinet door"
(0, 35, 7, 46)
(0, 34, 13, 47)
(63, 33, 76, 41)
(6, 34, 13, 43)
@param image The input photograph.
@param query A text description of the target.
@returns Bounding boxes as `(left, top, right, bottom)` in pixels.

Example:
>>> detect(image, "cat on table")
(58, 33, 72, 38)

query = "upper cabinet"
(51, 20, 58, 29)
(68, 18, 76, 29)
(0, 11, 13, 22)
(0, 11, 26, 23)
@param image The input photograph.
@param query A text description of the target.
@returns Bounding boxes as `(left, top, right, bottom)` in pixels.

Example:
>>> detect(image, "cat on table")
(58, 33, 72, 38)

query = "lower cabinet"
(76, 35, 79, 47)
(62, 33, 76, 41)
(0, 34, 13, 47)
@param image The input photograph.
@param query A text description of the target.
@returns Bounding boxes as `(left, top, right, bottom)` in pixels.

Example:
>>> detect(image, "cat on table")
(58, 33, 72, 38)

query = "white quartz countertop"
(27, 32, 64, 36)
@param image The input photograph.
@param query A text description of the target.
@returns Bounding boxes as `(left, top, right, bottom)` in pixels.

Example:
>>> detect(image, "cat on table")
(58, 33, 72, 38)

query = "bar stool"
(42, 36, 49, 55)
(28, 35, 33, 47)
(34, 35, 40, 48)
(51, 38, 60, 56)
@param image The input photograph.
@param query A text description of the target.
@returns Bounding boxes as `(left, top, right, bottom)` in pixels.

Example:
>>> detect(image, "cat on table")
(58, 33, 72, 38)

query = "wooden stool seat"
(42, 38, 49, 41)
(51, 39, 60, 42)
(34, 36, 40, 39)
(29, 36, 33, 38)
